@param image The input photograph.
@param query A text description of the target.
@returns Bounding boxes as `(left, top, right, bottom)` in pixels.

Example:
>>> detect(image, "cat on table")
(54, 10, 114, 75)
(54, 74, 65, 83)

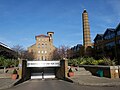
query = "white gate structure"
(27, 61, 60, 79)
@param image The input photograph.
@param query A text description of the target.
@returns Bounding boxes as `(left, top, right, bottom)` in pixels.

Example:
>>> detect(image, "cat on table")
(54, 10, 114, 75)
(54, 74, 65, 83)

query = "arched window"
(41, 56, 43, 60)
(38, 43, 40, 48)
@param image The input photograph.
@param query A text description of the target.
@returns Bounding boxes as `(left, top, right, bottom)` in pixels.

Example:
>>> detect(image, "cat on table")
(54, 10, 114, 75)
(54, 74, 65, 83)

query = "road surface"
(4, 79, 120, 90)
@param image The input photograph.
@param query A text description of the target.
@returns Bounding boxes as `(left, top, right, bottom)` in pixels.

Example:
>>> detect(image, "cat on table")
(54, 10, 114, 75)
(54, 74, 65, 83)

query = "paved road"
(3, 79, 120, 90)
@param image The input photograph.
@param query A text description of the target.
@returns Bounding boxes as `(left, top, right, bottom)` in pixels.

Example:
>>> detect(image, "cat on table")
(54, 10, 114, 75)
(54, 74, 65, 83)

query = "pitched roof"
(98, 34, 103, 37)
(107, 28, 115, 31)
(35, 34, 49, 38)
(103, 28, 115, 37)
(0, 42, 11, 49)
(94, 34, 103, 41)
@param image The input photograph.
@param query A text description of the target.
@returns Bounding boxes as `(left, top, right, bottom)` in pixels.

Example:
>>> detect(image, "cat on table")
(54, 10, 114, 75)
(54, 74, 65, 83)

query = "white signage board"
(27, 61, 60, 67)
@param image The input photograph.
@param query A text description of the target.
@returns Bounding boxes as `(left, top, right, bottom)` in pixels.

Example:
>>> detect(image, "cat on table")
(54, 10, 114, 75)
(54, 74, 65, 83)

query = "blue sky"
(0, 0, 120, 49)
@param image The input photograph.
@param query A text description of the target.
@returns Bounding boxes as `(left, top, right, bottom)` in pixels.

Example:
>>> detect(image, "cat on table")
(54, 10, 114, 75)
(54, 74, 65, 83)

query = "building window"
(45, 51, 47, 54)
(45, 44, 47, 48)
(38, 44, 40, 48)
(45, 56, 47, 60)
(38, 51, 40, 53)
(41, 56, 43, 60)
(119, 40, 120, 44)
(42, 44, 44, 48)
(117, 30, 120, 35)
(104, 32, 115, 40)
(42, 39, 44, 41)
(45, 39, 47, 41)
(110, 33, 115, 38)
(105, 42, 115, 49)
(41, 51, 44, 54)
(39, 38, 41, 41)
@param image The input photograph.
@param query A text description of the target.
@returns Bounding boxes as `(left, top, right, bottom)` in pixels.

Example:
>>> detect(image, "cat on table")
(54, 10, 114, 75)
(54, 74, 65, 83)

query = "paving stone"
(0, 78, 19, 90)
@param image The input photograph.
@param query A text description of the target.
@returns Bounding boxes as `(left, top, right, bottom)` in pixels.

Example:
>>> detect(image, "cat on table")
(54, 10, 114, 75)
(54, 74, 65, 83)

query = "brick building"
(28, 32, 55, 60)
(70, 44, 83, 58)
(94, 23, 120, 64)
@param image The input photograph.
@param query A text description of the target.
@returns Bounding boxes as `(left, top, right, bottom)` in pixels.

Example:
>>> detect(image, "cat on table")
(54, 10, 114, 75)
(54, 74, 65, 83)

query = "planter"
(68, 72, 74, 77)
(12, 74, 17, 80)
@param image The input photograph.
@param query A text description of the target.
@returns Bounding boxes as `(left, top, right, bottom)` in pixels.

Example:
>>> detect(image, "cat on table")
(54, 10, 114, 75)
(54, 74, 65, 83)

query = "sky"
(0, 0, 120, 49)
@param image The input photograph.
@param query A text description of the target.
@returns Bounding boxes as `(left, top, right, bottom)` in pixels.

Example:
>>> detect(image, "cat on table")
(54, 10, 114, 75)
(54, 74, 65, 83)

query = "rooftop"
(0, 42, 11, 49)
(35, 34, 49, 38)
(83, 9, 87, 13)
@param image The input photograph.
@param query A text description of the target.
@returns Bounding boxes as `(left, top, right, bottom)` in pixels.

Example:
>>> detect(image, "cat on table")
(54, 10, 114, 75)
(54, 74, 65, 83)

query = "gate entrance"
(27, 61, 60, 79)
(31, 67, 43, 79)
(31, 67, 55, 79)
(44, 68, 55, 79)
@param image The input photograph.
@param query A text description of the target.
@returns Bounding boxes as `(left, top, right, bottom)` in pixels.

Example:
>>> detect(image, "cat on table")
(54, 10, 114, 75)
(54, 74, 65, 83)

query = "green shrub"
(13, 69, 18, 74)
(99, 58, 116, 66)
(0, 56, 5, 66)
(68, 57, 116, 66)
(68, 68, 73, 72)
(0, 56, 19, 67)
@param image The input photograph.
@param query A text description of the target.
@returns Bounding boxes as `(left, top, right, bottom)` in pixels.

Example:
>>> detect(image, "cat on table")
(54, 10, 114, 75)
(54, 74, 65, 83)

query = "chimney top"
(83, 9, 87, 13)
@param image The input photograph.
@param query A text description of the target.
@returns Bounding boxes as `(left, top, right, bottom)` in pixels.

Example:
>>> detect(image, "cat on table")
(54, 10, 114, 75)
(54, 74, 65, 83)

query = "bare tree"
(59, 45, 69, 59)
(66, 49, 73, 59)
(52, 48, 61, 60)
(51, 45, 70, 60)
(12, 45, 24, 59)
(22, 51, 34, 60)
(11, 45, 34, 60)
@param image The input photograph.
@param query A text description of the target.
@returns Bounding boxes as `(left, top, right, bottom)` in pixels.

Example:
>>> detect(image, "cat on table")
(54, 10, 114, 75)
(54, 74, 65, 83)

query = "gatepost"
(118, 66, 120, 78)
(110, 66, 119, 78)
(64, 59, 68, 77)
(18, 59, 31, 80)
(56, 59, 68, 79)
(18, 59, 22, 79)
